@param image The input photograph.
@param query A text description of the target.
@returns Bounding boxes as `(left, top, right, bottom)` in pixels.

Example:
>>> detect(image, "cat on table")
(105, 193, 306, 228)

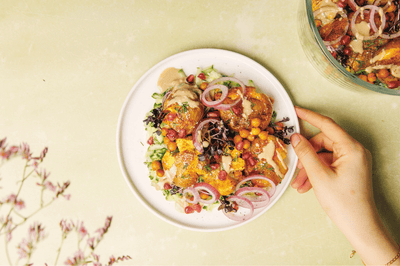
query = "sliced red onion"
(235, 187, 270, 209)
(236, 175, 276, 198)
(182, 187, 200, 204)
(206, 77, 246, 111)
(351, 5, 385, 41)
(193, 182, 220, 204)
(192, 118, 221, 153)
(223, 196, 254, 222)
(369, 6, 387, 34)
(201, 84, 229, 107)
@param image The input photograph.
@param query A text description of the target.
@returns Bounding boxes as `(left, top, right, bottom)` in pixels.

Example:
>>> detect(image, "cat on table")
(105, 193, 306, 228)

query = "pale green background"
(1, 1, 399, 265)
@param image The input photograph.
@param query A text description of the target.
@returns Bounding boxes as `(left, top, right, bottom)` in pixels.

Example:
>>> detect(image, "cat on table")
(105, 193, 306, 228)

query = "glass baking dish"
(297, 0, 400, 96)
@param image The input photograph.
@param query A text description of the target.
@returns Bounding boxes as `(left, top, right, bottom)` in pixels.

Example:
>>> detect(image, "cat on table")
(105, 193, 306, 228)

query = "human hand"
(289, 106, 399, 265)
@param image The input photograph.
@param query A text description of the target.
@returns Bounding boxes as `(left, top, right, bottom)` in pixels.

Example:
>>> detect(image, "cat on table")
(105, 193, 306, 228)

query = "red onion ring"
(236, 175, 276, 198)
(313, 7, 350, 46)
(223, 196, 254, 222)
(369, 6, 387, 34)
(182, 187, 200, 204)
(206, 77, 247, 111)
(201, 84, 229, 107)
(351, 5, 385, 41)
(193, 182, 220, 204)
(235, 187, 270, 209)
(192, 118, 221, 153)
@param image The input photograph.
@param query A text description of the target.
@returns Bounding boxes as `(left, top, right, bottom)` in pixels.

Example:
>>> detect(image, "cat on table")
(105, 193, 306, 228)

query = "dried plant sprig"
(0, 137, 131, 266)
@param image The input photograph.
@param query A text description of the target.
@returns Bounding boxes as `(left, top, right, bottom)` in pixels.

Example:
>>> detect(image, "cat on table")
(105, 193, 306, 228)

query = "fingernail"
(291, 134, 301, 148)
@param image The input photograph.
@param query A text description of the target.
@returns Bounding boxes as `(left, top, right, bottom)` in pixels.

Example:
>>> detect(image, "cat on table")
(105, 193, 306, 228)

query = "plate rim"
(116, 48, 299, 232)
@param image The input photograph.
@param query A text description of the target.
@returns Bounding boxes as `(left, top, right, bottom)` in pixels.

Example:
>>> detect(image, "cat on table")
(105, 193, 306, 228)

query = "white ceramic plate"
(116, 49, 299, 232)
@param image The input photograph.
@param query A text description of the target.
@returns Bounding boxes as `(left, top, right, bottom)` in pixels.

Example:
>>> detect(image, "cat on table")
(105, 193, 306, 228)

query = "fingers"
(291, 133, 331, 182)
(308, 132, 334, 153)
(291, 168, 308, 189)
(295, 107, 353, 144)
(292, 152, 333, 193)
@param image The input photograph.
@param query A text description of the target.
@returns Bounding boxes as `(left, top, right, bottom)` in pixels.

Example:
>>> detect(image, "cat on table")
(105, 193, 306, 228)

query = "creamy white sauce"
(258, 141, 284, 179)
(354, 21, 370, 40)
(157, 67, 200, 109)
(242, 98, 253, 119)
(222, 155, 232, 173)
(370, 49, 386, 64)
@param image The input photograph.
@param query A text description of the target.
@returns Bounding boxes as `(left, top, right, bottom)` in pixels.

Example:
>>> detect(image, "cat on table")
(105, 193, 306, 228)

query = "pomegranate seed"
(210, 163, 220, 170)
(186, 74, 195, 83)
(343, 47, 352, 55)
(236, 141, 244, 151)
(388, 81, 400, 89)
(198, 73, 206, 80)
(167, 112, 177, 121)
(231, 106, 242, 115)
(193, 204, 202, 213)
(163, 183, 172, 190)
(147, 136, 154, 145)
(248, 157, 257, 167)
(206, 111, 220, 118)
(341, 35, 351, 46)
(166, 129, 178, 141)
(185, 206, 194, 214)
(242, 152, 251, 160)
(178, 129, 186, 138)
(218, 170, 227, 181)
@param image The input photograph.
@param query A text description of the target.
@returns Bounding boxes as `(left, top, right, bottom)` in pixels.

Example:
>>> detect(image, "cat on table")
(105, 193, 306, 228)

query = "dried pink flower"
(44, 180, 56, 192)
(63, 194, 71, 200)
(20, 142, 32, 160)
(15, 199, 26, 210)
(95, 216, 113, 240)
(60, 219, 74, 237)
(77, 221, 88, 240)
(64, 249, 86, 266)
(87, 237, 95, 249)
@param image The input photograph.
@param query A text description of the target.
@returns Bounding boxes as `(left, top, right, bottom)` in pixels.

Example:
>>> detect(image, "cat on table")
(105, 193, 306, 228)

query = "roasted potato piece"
(220, 87, 274, 132)
(244, 135, 288, 185)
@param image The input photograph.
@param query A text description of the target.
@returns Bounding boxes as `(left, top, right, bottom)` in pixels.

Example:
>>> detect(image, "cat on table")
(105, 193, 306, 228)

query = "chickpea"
(250, 118, 261, 128)
(259, 131, 269, 140)
(247, 134, 255, 142)
(251, 127, 261, 136)
(167, 141, 177, 151)
(239, 129, 250, 138)
(156, 169, 165, 177)
(358, 74, 368, 82)
(367, 73, 377, 83)
(164, 136, 170, 145)
(233, 135, 243, 144)
(377, 69, 390, 79)
(200, 82, 208, 90)
(243, 140, 251, 149)
(151, 160, 162, 171)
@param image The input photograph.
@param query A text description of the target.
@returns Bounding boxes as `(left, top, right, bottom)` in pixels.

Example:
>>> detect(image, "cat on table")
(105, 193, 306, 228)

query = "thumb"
(290, 133, 330, 182)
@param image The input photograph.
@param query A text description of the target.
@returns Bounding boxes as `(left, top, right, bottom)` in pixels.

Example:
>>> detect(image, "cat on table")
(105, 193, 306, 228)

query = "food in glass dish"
(143, 66, 294, 222)
(312, 0, 400, 89)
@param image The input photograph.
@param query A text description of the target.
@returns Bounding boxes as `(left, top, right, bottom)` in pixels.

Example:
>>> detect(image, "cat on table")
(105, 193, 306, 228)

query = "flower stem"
(54, 235, 66, 266)
(5, 234, 13, 266)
